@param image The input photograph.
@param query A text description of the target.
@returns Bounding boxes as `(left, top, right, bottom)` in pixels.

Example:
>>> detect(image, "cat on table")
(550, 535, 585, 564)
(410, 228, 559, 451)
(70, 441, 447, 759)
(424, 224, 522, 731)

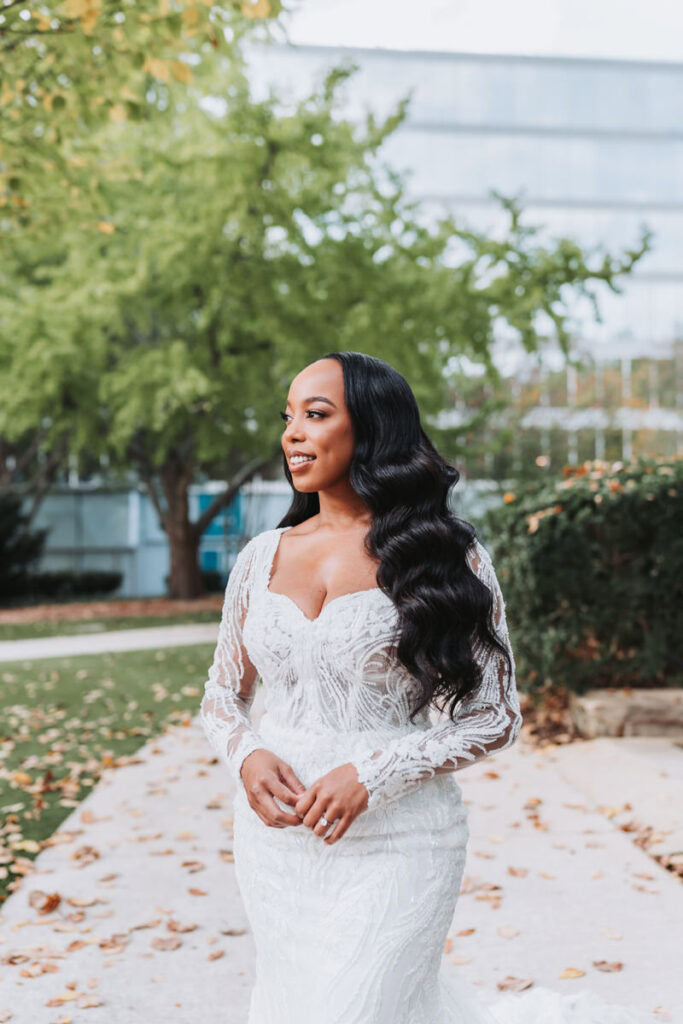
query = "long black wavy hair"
(276, 351, 513, 724)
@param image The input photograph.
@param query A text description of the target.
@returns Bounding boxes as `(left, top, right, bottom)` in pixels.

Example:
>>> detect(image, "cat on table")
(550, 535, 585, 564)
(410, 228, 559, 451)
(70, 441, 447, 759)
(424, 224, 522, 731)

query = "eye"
(279, 410, 326, 423)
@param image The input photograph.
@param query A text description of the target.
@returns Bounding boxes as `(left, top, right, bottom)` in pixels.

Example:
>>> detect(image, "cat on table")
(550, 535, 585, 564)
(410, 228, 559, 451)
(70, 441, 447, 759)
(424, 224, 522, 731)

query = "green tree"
(0, 0, 278, 233)
(0, 55, 650, 597)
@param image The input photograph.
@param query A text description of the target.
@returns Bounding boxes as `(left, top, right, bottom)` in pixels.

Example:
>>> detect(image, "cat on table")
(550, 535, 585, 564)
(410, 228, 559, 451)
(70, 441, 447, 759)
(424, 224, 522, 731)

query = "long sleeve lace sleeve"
(349, 540, 522, 813)
(199, 536, 265, 786)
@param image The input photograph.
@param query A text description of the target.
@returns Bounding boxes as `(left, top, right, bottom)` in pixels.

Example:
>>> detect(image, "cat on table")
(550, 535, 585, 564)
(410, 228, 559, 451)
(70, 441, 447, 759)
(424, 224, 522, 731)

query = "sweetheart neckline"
(265, 584, 392, 624)
(264, 526, 393, 624)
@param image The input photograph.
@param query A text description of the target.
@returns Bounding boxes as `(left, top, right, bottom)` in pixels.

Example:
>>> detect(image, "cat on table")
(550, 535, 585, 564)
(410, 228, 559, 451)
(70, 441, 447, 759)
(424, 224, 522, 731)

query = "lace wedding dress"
(200, 525, 649, 1024)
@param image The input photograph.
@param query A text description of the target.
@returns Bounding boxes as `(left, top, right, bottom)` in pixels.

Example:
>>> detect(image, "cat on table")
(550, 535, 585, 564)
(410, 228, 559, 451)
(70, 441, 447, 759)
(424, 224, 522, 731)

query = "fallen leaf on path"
(188, 888, 207, 896)
(180, 860, 205, 873)
(151, 936, 182, 951)
(28, 891, 61, 914)
(443, 938, 452, 954)
(450, 955, 472, 965)
(507, 866, 528, 877)
(70, 847, 100, 867)
(497, 976, 533, 992)
(46, 992, 78, 1006)
(593, 960, 623, 972)
(208, 950, 225, 960)
(76, 993, 102, 1008)
(167, 919, 198, 934)
(20, 960, 60, 977)
(559, 967, 585, 978)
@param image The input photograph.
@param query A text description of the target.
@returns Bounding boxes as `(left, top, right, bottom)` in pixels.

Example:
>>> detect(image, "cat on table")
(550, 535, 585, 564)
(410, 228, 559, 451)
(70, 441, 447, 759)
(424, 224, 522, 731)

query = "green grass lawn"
(0, 611, 220, 642)
(0, 642, 217, 905)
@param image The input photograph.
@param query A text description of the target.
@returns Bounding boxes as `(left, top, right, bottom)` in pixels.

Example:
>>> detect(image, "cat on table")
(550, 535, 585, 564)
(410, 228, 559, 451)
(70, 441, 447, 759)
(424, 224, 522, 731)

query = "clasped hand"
(240, 748, 369, 845)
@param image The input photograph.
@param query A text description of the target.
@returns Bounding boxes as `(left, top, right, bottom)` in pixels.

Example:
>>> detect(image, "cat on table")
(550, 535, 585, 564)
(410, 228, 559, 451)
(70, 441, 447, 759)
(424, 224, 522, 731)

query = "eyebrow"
(285, 395, 337, 408)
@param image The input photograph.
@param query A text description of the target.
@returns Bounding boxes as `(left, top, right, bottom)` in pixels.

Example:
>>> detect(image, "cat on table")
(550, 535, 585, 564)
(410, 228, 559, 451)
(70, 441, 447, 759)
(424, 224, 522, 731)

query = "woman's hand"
(240, 748, 307, 828)
(294, 763, 369, 845)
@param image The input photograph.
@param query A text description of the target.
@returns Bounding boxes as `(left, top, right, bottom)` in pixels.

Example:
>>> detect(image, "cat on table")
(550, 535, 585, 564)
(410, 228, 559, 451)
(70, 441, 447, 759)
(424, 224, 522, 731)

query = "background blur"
(1, 0, 680, 599)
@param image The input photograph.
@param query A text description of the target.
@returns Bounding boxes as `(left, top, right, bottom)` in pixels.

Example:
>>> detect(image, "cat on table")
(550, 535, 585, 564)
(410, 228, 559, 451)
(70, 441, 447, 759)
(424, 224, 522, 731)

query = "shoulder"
(229, 528, 276, 572)
(465, 537, 494, 577)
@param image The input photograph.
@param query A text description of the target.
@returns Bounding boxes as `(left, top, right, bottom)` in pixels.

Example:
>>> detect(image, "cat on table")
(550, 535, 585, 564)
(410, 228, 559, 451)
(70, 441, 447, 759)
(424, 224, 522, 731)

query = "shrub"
(483, 455, 683, 695)
(0, 493, 47, 599)
(2, 570, 123, 606)
(200, 569, 224, 593)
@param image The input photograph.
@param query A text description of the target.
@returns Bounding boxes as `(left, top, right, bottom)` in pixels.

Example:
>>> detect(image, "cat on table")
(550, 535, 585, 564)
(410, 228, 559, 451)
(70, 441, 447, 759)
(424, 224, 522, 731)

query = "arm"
(349, 540, 522, 813)
(199, 536, 265, 786)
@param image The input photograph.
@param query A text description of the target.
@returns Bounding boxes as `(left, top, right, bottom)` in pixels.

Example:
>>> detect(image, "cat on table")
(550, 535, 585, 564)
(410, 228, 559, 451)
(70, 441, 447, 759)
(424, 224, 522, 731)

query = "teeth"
(291, 455, 315, 464)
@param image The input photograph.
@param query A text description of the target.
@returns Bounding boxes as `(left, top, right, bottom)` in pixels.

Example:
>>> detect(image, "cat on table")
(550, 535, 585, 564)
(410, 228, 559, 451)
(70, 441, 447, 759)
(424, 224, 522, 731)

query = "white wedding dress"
(200, 525, 649, 1024)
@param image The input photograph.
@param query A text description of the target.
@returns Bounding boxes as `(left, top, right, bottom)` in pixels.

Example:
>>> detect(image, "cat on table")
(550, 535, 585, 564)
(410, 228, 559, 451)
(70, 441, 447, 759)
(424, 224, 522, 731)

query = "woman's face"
(280, 359, 355, 492)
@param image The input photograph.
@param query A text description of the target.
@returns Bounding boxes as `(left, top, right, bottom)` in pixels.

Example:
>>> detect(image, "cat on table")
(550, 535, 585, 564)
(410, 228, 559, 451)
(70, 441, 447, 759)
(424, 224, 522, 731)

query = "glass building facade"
(243, 43, 683, 470)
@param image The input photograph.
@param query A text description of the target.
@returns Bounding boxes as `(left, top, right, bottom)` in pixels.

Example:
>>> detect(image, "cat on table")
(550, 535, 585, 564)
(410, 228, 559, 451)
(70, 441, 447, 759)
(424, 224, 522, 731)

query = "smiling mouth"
(289, 455, 316, 471)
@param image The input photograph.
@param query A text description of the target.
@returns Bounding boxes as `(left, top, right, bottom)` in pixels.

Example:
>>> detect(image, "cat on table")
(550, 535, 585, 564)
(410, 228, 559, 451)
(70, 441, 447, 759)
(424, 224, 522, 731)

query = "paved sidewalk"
(0, 624, 219, 662)
(0, 692, 680, 1024)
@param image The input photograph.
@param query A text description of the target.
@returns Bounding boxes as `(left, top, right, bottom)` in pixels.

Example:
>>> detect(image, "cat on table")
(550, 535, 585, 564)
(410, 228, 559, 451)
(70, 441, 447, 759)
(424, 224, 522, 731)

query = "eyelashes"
(279, 410, 325, 423)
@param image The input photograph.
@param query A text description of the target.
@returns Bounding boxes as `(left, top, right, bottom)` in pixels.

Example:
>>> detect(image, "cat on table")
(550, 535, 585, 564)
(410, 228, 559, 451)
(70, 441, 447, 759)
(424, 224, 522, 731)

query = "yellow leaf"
(170, 60, 193, 84)
(143, 57, 170, 82)
(62, 0, 90, 16)
(81, 9, 100, 33)
(559, 967, 585, 979)
(97, 221, 115, 234)
(109, 103, 127, 122)
(182, 5, 199, 24)
(242, 0, 271, 17)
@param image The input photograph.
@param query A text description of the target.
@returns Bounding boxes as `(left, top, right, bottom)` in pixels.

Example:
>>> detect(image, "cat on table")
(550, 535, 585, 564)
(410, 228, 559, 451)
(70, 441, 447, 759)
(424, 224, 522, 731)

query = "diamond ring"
(319, 814, 329, 827)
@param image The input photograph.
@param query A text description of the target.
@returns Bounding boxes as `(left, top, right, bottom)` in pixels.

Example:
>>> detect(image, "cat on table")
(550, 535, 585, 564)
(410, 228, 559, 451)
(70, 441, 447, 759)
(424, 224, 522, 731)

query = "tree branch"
(192, 451, 277, 539)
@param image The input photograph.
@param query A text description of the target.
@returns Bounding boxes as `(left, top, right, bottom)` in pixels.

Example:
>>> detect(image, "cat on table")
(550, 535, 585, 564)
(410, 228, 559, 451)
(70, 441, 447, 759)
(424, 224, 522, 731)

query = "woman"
(200, 352, 646, 1024)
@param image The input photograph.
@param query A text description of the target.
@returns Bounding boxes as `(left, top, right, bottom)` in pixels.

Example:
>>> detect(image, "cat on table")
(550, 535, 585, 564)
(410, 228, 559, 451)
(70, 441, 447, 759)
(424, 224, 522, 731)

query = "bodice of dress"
(200, 525, 522, 813)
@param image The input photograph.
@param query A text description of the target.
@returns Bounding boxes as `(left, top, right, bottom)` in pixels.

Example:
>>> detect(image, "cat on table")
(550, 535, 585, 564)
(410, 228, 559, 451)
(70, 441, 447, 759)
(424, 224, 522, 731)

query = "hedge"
(483, 455, 683, 695)
(1, 570, 123, 607)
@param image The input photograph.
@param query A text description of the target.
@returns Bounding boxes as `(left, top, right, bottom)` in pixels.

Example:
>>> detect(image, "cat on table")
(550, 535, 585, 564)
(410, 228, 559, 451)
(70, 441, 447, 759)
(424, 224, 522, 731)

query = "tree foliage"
(0, 0, 278, 232)
(0, 49, 651, 595)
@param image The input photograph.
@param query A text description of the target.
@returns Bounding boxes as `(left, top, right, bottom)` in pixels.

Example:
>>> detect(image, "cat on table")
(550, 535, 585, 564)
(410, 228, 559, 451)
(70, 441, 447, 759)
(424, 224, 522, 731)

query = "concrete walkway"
(0, 624, 219, 662)
(0, 697, 681, 1023)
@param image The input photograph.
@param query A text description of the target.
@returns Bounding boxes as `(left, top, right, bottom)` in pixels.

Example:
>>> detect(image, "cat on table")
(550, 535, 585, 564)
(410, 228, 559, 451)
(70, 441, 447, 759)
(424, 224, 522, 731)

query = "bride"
(200, 351, 648, 1023)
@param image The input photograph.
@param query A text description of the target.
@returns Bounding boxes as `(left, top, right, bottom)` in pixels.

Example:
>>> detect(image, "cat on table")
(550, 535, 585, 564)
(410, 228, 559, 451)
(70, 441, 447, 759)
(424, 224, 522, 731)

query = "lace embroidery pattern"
(200, 526, 522, 810)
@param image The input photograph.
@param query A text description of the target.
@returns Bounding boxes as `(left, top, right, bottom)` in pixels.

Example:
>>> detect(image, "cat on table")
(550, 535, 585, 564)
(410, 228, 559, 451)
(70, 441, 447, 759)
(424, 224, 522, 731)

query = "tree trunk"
(160, 452, 204, 599)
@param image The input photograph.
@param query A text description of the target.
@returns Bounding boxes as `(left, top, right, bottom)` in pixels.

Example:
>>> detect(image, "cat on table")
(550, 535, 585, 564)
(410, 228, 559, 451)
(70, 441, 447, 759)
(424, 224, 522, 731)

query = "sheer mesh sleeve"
(199, 536, 265, 786)
(349, 540, 522, 813)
